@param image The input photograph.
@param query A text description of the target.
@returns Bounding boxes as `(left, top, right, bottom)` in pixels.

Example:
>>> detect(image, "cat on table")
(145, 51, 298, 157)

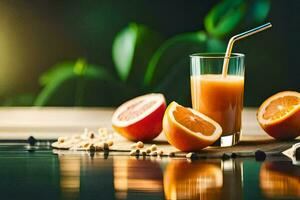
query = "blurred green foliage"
(6, 0, 270, 106)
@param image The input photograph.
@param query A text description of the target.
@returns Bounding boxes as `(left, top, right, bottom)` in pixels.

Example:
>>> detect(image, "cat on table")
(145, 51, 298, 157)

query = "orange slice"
(163, 102, 222, 151)
(257, 91, 300, 140)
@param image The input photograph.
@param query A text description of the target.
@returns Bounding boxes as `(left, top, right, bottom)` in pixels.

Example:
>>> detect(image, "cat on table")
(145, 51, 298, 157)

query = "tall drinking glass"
(190, 53, 245, 147)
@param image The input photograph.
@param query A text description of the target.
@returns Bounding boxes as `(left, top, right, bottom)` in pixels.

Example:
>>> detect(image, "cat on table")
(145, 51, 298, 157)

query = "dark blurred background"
(0, 0, 298, 107)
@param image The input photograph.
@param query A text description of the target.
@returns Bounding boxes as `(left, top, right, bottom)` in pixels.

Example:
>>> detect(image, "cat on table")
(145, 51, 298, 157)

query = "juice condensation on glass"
(191, 74, 244, 136)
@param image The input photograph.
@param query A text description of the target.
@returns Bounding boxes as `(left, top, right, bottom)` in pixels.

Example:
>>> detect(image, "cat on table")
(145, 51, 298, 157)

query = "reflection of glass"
(260, 161, 300, 199)
(221, 159, 243, 200)
(164, 159, 244, 200)
(113, 157, 164, 200)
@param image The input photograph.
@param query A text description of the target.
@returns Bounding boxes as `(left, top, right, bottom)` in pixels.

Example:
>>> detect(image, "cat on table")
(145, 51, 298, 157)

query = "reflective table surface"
(0, 142, 299, 200)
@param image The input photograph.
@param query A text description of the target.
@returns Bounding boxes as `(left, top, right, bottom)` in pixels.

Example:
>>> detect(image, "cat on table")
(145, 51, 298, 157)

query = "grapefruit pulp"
(163, 102, 222, 151)
(112, 93, 166, 141)
(257, 91, 300, 140)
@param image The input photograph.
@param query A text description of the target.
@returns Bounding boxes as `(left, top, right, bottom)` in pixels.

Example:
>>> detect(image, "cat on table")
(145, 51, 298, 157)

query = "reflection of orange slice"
(260, 162, 300, 198)
(163, 102, 222, 151)
(257, 91, 300, 140)
(164, 160, 222, 200)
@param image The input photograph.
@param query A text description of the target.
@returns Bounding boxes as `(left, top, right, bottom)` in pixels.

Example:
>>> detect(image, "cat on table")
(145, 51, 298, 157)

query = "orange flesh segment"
(263, 96, 300, 120)
(173, 106, 216, 136)
(118, 100, 156, 121)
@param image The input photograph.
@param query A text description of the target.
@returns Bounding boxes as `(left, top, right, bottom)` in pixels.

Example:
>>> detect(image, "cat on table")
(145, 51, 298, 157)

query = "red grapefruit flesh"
(112, 93, 166, 141)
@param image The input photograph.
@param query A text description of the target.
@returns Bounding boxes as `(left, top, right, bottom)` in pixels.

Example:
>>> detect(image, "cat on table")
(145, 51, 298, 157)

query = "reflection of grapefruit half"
(164, 160, 223, 200)
(113, 157, 163, 199)
(257, 91, 300, 140)
(163, 102, 222, 151)
(112, 93, 166, 141)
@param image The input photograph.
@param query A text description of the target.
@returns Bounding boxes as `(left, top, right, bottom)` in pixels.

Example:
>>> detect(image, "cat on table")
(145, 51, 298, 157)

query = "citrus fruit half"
(112, 93, 166, 141)
(163, 102, 222, 151)
(257, 91, 300, 140)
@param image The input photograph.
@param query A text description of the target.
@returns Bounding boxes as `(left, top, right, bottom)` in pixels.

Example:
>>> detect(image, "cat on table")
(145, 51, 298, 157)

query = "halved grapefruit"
(257, 91, 300, 140)
(163, 102, 222, 152)
(112, 93, 166, 141)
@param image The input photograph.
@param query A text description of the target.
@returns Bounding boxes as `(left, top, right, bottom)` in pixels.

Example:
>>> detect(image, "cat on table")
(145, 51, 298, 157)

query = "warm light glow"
(59, 156, 80, 198)
(164, 160, 223, 200)
(260, 162, 300, 198)
(113, 157, 163, 199)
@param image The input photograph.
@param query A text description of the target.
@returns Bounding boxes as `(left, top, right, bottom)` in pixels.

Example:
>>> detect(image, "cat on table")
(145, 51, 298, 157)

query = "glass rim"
(190, 53, 245, 59)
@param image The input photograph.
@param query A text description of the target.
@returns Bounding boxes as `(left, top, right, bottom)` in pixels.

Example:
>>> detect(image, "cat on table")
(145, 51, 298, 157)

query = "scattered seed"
(53, 127, 114, 151)
(158, 149, 164, 156)
(107, 140, 114, 147)
(89, 144, 96, 152)
(186, 152, 197, 159)
(168, 152, 175, 157)
(150, 151, 158, 156)
(78, 141, 88, 148)
(83, 142, 90, 149)
(103, 142, 109, 151)
(88, 132, 95, 139)
(146, 148, 152, 154)
(129, 150, 136, 156)
(58, 137, 66, 143)
(140, 150, 147, 157)
(136, 141, 144, 149)
(222, 153, 231, 160)
(255, 150, 266, 161)
(150, 144, 157, 151)
(94, 143, 104, 151)
(129, 149, 140, 156)
(231, 152, 237, 158)
(27, 136, 36, 146)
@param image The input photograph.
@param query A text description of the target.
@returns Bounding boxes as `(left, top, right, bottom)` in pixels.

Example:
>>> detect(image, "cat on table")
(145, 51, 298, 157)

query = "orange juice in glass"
(190, 53, 245, 147)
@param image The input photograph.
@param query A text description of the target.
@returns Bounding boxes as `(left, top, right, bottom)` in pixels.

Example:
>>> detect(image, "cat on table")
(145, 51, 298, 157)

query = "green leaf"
(112, 23, 163, 85)
(73, 58, 87, 75)
(204, 0, 246, 37)
(35, 61, 133, 106)
(245, 0, 271, 24)
(39, 62, 74, 86)
(112, 23, 137, 81)
(206, 36, 226, 52)
(144, 31, 207, 87)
